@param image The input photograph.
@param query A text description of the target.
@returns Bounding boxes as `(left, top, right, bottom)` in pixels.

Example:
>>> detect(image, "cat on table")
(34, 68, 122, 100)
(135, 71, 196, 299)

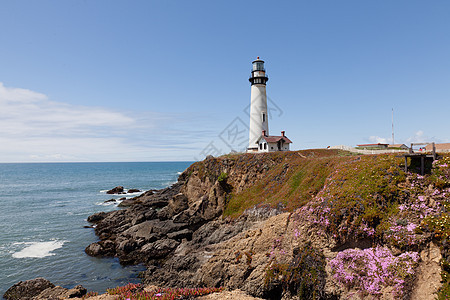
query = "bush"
(265, 242, 326, 299)
(217, 172, 228, 183)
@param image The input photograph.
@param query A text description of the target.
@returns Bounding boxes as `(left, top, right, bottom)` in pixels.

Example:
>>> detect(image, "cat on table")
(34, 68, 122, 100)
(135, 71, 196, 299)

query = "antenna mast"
(391, 108, 394, 145)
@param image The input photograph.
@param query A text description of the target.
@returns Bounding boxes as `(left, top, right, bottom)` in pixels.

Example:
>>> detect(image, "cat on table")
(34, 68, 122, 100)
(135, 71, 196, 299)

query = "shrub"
(265, 242, 326, 299)
(217, 172, 228, 183)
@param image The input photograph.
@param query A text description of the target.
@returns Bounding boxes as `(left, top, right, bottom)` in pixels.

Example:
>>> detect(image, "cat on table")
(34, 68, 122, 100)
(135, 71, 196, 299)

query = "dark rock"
(167, 229, 193, 241)
(141, 239, 180, 259)
(118, 199, 137, 207)
(85, 240, 115, 257)
(117, 240, 137, 254)
(30, 284, 87, 300)
(131, 213, 146, 226)
(87, 212, 107, 223)
(128, 189, 141, 193)
(168, 193, 188, 215)
(106, 186, 124, 194)
(33, 286, 67, 300)
(85, 243, 104, 256)
(156, 206, 170, 220)
(173, 210, 191, 223)
(67, 285, 87, 298)
(144, 209, 157, 220)
(122, 220, 187, 240)
(103, 199, 116, 203)
(3, 277, 54, 300)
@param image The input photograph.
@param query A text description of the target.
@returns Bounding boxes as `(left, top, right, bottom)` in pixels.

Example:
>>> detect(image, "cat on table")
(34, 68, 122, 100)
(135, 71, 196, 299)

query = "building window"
(262, 113, 265, 122)
(264, 143, 267, 150)
(271, 147, 273, 150)
(259, 143, 262, 150)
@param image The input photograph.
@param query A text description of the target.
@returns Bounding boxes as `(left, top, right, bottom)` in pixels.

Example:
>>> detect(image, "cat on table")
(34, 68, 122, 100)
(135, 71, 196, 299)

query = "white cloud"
(0, 83, 135, 137)
(0, 82, 214, 162)
(368, 136, 388, 144)
(405, 130, 440, 144)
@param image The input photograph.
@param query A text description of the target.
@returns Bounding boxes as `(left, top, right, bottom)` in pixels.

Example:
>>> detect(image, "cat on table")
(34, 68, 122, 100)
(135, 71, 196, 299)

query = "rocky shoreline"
(5, 151, 449, 299)
(83, 164, 285, 290)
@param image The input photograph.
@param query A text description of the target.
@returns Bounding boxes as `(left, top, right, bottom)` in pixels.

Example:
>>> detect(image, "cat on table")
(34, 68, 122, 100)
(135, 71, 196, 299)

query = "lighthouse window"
(262, 113, 265, 122)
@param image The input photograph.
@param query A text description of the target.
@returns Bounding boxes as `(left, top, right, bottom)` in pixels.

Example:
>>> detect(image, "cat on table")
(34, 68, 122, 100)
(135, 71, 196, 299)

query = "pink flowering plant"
(329, 246, 419, 298)
(384, 220, 423, 249)
(106, 283, 224, 300)
(430, 155, 450, 189)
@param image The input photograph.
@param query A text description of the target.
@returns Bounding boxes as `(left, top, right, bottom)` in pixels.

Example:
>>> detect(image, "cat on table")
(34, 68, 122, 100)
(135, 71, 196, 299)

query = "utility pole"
(392, 108, 395, 145)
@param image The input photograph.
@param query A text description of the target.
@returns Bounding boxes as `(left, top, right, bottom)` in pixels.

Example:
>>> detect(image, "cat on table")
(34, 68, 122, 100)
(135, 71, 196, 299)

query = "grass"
(219, 150, 407, 220)
(223, 150, 351, 216)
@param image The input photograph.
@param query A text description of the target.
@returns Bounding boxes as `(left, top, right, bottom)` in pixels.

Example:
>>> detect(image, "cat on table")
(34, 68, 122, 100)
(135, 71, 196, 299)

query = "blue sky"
(1, 1, 449, 162)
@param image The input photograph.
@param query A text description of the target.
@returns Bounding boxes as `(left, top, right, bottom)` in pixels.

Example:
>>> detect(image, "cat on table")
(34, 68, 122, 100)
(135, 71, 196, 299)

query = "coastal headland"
(5, 149, 450, 299)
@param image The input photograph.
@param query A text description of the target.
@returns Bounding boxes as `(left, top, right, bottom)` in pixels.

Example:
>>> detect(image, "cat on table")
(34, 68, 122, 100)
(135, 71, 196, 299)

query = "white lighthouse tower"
(247, 57, 292, 153)
(247, 57, 269, 152)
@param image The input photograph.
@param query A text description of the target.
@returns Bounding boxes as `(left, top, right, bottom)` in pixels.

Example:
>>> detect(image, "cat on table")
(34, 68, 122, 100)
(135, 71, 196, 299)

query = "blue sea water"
(0, 162, 192, 295)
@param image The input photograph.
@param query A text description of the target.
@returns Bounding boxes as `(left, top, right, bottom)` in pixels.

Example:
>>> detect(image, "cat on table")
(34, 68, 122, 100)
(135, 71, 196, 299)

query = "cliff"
(6, 149, 450, 300)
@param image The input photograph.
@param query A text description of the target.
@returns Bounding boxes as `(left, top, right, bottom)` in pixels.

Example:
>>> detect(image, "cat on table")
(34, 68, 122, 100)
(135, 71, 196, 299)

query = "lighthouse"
(247, 57, 269, 151)
(247, 57, 292, 153)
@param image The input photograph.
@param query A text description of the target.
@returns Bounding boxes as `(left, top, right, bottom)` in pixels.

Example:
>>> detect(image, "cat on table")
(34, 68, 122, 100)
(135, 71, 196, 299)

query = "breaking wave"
(12, 240, 66, 258)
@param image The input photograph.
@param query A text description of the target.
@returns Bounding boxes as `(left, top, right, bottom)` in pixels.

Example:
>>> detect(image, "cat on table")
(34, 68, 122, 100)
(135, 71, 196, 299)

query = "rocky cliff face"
(56, 151, 450, 298)
(84, 154, 287, 289)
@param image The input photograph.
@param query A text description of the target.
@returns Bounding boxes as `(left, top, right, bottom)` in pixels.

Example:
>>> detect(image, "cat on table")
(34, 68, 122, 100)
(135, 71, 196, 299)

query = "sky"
(1, 0, 449, 162)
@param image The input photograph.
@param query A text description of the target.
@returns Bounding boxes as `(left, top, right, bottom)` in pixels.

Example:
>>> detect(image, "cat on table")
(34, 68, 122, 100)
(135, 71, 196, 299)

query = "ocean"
(0, 161, 192, 295)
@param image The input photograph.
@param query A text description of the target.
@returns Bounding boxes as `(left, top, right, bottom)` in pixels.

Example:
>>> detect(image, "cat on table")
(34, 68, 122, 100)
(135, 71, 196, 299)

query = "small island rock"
(106, 186, 124, 194)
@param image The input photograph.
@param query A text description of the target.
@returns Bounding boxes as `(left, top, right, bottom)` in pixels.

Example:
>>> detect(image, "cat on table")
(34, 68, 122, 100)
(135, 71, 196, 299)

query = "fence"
(329, 145, 409, 155)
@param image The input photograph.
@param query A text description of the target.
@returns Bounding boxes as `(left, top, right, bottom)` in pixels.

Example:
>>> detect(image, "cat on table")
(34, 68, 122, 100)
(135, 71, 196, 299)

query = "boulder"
(128, 189, 141, 193)
(87, 212, 107, 223)
(67, 285, 87, 298)
(3, 277, 54, 300)
(32, 284, 87, 300)
(85, 243, 104, 256)
(33, 286, 67, 299)
(106, 186, 124, 194)
(141, 239, 180, 258)
(84, 240, 115, 257)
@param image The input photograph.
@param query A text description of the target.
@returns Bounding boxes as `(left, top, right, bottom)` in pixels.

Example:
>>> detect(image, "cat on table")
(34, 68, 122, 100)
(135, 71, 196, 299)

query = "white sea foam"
(12, 240, 66, 258)
(126, 191, 143, 196)
(96, 200, 118, 206)
(177, 171, 182, 175)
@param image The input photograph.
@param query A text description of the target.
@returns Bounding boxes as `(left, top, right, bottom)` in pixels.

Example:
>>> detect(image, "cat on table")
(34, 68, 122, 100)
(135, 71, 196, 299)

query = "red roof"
(260, 135, 292, 144)
(357, 143, 388, 147)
